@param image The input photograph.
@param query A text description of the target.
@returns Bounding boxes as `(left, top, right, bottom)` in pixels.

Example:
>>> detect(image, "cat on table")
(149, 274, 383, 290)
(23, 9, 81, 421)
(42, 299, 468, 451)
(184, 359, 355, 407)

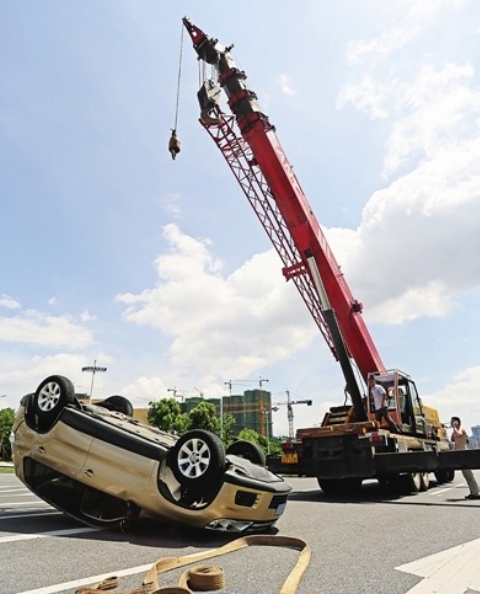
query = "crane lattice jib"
(200, 111, 336, 358)
(183, 18, 385, 380)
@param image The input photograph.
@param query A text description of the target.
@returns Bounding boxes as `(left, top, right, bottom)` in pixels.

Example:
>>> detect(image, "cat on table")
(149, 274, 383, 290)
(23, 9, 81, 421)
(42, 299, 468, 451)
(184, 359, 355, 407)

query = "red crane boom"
(183, 18, 385, 384)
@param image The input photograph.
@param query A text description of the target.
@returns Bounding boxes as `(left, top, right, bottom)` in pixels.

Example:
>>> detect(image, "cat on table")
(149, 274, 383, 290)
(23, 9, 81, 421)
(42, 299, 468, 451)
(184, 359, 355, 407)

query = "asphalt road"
(1, 472, 480, 594)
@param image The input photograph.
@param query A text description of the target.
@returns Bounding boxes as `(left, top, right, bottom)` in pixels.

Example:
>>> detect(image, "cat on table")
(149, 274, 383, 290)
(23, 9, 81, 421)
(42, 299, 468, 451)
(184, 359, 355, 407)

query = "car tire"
(98, 395, 134, 417)
(32, 375, 76, 427)
(170, 430, 226, 486)
(226, 440, 266, 466)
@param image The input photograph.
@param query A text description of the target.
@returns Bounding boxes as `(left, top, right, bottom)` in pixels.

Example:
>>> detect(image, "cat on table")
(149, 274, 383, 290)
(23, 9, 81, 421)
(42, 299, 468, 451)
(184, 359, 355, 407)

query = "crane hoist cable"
(168, 22, 184, 160)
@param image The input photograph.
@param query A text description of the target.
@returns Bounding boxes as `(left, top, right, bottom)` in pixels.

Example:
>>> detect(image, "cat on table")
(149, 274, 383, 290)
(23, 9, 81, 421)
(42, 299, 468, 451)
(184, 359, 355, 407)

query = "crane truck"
(182, 18, 480, 495)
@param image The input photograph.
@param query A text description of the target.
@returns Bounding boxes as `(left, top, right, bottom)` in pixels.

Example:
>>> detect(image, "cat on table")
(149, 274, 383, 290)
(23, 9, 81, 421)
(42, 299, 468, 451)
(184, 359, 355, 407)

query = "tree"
(237, 427, 282, 455)
(221, 413, 236, 445)
(187, 401, 219, 433)
(0, 408, 15, 461)
(147, 399, 188, 434)
(238, 428, 262, 445)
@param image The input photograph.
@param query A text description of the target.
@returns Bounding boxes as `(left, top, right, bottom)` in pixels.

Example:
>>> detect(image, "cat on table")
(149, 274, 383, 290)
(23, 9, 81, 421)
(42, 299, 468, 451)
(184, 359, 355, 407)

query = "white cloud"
(0, 353, 106, 405)
(326, 133, 480, 324)
(278, 74, 295, 96)
(162, 192, 182, 217)
(383, 63, 479, 176)
(424, 366, 480, 430)
(80, 310, 96, 322)
(336, 75, 391, 120)
(0, 309, 94, 348)
(345, 0, 461, 65)
(347, 23, 417, 66)
(117, 224, 316, 381)
(332, 10, 480, 327)
(0, 294, 21, 310)
(371, 282, 455, 324)
(119, 375, 169, 405)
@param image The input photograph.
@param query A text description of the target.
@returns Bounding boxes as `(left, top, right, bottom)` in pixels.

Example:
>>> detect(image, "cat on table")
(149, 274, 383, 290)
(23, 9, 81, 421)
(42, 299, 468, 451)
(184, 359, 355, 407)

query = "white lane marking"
(0, 526, 98, 543)
(0, 511, 61, 520)
(430, 487, 456, 495)
(0, 491, 37, 497)
(397, 537, 480, 593)
(16, 563, 152, 594)
(0, 501, 52, 516)
(0, 501, 51, 506)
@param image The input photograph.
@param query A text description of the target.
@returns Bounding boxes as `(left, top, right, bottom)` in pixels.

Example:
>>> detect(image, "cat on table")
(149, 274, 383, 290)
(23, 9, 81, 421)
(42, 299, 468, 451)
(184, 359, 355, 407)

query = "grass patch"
(0, 466, 14, 474)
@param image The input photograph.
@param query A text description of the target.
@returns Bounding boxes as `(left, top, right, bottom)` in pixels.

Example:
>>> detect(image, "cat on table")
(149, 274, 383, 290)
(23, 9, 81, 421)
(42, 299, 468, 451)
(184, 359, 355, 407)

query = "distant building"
(181, 389, 273, 436)
(83, 389, 273, 436)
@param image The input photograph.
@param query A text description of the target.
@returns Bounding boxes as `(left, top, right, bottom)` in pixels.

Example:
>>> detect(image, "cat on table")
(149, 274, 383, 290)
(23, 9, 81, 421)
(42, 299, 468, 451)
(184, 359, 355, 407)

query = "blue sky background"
(1, 0, 479, 436)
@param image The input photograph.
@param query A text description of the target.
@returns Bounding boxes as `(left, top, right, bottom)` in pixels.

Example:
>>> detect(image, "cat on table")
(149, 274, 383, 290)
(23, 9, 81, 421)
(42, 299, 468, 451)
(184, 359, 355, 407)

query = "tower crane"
(274, 392, 312, 439)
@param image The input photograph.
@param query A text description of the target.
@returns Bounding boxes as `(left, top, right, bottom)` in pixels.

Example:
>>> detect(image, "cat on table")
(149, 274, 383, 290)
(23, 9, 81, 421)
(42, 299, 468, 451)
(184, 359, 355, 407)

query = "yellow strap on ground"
(178, 565, 225, 591)
(75, 534, 311, 594)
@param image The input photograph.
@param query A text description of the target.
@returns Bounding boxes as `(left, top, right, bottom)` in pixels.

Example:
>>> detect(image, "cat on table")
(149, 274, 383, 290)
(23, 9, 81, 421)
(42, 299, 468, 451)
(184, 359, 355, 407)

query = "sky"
(1, 0, 480, 437)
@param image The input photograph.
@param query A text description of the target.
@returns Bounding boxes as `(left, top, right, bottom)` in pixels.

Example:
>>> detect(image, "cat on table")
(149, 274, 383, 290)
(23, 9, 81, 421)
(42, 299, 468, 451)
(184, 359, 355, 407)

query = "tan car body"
(12, 377, 291, 533)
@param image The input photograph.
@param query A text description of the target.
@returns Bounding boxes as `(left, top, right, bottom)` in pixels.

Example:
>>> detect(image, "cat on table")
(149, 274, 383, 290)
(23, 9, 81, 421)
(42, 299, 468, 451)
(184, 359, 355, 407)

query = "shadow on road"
(288, 480, 480, 509)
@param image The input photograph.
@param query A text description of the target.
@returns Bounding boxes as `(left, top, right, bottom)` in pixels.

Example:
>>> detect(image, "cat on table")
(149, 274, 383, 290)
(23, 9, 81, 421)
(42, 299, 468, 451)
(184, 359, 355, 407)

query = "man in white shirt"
(451, 416, 480, 500)
(368, 375, 401, 433)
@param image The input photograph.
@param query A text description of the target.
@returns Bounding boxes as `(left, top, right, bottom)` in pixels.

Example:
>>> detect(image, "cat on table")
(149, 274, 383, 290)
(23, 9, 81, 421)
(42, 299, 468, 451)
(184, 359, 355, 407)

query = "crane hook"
(168, 129, 181, 160)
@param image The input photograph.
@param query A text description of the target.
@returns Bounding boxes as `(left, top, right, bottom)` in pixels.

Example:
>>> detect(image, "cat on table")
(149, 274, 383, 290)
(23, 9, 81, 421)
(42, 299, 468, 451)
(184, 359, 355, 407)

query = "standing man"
(451, 416, 480, 500)
(368, 375, 401, 433)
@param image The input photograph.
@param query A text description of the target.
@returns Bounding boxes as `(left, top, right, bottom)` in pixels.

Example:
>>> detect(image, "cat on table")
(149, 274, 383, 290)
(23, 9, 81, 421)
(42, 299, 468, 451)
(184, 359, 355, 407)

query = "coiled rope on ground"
(75, 534, 311, 594)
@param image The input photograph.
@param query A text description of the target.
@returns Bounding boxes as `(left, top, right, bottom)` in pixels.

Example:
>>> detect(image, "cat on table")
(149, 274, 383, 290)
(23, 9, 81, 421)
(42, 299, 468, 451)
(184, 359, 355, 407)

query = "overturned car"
(11, 375, 291, 533)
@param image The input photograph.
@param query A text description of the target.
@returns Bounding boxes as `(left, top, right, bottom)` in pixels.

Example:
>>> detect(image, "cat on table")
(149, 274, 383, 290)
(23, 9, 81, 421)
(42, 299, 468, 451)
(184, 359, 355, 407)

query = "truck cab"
(368, 370, 445, 440)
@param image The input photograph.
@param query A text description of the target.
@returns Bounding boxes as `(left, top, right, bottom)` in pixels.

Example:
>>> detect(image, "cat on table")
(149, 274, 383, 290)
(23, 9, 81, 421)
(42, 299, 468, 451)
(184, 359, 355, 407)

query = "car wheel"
(170, 430, 226, 486)
(226, 440, 266, 466)
(98, 395, 134, 417)
(32, 375, 75, 426)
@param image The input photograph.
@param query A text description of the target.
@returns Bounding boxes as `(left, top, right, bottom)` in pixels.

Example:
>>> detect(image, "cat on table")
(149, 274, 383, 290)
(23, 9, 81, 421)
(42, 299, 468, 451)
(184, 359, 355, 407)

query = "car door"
(32, 411, 94, 480)
(81, 420, 157, 499)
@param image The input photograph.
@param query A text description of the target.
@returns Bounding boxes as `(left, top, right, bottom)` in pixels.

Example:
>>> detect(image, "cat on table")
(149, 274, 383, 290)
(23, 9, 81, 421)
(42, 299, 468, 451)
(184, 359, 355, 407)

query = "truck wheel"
(407, 472, 422, 493)
(170, 430, 226, 487)
(419, 472, 430, 491)
(436, 469, 455, 484)
(388, 473, 420, 495)
(445, 469, 455, 482)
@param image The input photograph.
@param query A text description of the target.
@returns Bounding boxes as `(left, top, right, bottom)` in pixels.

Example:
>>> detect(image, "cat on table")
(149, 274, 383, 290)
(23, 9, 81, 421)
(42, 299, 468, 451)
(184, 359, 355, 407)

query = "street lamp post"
(81, 360, 107, 402)
(265, 407, 279, 454)
(222, 381, 235, 441)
